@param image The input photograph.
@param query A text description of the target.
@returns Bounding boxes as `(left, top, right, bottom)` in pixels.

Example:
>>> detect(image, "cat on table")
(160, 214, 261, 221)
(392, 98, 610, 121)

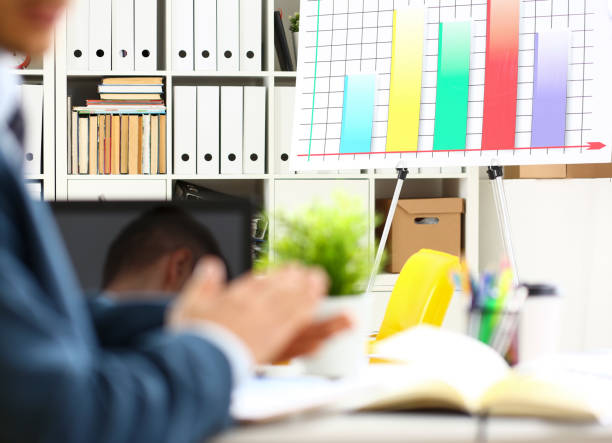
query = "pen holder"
(468, 306, 519, 365)
(467, 283, 562, 365)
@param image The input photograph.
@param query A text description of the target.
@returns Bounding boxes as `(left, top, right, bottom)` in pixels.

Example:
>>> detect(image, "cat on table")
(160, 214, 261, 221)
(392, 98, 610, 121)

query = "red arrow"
(298, 142, 606, 157)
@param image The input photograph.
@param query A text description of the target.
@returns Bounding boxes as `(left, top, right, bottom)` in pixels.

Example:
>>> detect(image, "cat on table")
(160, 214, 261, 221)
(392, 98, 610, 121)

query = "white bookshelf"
(53, 0, 481, 293)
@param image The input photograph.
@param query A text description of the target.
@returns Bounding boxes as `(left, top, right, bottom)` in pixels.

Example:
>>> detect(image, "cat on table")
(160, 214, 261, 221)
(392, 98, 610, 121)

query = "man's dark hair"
(102, 205, 226, 288)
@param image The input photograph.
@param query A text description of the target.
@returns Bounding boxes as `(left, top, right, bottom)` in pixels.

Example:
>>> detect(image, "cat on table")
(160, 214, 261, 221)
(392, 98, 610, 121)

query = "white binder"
(196, 86, 220, 175)
(217, 0, 240, 72)
(172, 0, 194, 71)
(88, 0, 112, 71)
(134, 0, 158, 71)
(243, 87, 266, 174)
(20, 85, 43, 176)
(173, 86, 197, 175)
(111, 0, 134, 71)
(194, 0, 217, 71)
(220, 87, 243, 174)
(274, 87, 295, 174)
(66, 0, 89, 70)
(239, 0, 262, 71)
(142, 114, 151, 174)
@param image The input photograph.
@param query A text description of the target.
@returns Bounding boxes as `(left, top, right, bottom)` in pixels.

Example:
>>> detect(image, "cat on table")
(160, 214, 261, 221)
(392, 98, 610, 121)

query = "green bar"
(433, 21, 471, 151)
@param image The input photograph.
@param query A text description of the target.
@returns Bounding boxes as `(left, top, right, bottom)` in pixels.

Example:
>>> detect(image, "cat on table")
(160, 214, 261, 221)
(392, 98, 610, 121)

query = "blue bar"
(339, 74, 377, 154)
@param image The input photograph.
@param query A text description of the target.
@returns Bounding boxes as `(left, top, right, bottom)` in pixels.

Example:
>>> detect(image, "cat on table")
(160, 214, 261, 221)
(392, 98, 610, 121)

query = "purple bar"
(531, 30, 570, 148)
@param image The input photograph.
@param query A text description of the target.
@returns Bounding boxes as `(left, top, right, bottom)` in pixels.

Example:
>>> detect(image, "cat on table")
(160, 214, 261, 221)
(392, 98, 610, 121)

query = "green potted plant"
(258, 192, 376, 377)
(289, 12, 299, 62)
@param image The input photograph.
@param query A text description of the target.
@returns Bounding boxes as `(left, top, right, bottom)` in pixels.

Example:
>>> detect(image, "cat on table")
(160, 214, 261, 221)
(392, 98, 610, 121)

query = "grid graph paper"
(290, 0, 612, 171)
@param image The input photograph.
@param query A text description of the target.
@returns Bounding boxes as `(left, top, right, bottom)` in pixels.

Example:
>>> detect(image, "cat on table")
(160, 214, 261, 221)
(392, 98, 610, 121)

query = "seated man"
(97, 205, 349, 361)
(102, 206, 228, 296)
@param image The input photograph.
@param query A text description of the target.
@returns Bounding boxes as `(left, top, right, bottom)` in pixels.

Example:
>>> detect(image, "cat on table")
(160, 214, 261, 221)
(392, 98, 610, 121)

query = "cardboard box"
(504, 163, 612, 179)
(567, 163, 612, 178)
(377, 198, 465, 274)
(504, 165, 567, 179)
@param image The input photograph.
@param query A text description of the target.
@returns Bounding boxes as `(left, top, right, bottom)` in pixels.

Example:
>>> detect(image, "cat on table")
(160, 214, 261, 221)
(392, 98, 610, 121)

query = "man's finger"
(310, 315, 353, 338)
(274, 315, 353, 362)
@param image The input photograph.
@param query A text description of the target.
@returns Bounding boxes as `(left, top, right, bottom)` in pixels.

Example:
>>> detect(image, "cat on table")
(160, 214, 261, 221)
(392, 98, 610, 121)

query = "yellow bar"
(386, 8, 425, 152)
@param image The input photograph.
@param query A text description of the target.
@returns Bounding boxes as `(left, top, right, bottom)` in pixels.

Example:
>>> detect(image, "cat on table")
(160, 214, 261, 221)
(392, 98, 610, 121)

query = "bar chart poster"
(290, 0, 612, 171)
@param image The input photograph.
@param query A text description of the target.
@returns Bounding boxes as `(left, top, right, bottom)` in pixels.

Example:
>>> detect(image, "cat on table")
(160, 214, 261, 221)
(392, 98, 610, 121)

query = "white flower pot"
(292, 32, 299, 63)
(299, 295, 369, 378)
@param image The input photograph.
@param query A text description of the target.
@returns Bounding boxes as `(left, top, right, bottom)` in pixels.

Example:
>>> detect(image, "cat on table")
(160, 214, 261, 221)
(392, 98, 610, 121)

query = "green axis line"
(307, 0, 321, 161)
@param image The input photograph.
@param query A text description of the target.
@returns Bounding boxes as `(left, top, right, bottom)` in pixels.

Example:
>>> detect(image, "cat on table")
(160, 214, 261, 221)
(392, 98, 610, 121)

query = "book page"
(230, 376, 374, 423)
(371, 326, 509, 410)
(481, 351, 612, 422)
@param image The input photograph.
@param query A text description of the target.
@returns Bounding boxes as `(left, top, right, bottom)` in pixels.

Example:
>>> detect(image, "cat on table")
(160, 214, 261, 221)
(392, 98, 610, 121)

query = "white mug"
(518, 284, 562, 363)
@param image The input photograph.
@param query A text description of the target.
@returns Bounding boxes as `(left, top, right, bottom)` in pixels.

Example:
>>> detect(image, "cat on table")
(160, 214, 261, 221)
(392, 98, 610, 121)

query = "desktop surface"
(51, 200, 252, 292)
(211, 412, 612, 443)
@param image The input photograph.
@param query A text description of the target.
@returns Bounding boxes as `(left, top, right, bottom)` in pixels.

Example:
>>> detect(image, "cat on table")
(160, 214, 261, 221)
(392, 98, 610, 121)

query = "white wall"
(480, 178, 612, 351)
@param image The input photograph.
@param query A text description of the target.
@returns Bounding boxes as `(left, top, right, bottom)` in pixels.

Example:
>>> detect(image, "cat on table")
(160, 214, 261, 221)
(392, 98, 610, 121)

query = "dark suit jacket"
(0, 142, 233, 443)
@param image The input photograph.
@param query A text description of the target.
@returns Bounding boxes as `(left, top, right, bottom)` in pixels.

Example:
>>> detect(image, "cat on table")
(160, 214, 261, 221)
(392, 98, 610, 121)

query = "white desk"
(212, 413, 612, 443)
(213, 413, 478, 443)
(485, 418, 612, 443)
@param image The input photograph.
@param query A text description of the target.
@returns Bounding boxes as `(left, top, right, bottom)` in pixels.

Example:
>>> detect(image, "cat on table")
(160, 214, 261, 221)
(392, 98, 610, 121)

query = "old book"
(141, 114, 151, 174)
(111, 115, 120, 174)
(104, 115, 111, 174)
(120, 115, 129, 174)
(88, 115, 97, 175)
(78, 116, 88, 174)
(102, 77, 163, 85)
(137, 115, 143, 174)
(128, 115, 139, 174)
(100, 93, 162, 100)
(71, 110, 78, 174)
(97, 115, 105, 174)
(159, 114, 167, 174)
(150, 115, 159, 174)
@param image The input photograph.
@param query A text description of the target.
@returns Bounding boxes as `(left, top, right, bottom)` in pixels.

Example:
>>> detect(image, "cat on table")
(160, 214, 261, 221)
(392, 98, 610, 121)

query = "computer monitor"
(51, 200, 252, 293)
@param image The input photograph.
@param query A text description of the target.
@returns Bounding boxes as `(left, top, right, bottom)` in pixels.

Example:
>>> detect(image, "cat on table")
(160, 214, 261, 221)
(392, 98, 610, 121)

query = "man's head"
(0, 0, 66, 55)
(102, 206, 227, 296)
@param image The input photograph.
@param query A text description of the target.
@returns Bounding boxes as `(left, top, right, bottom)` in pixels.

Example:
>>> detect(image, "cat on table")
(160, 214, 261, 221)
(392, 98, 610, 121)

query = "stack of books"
(69, 77, 167, 175)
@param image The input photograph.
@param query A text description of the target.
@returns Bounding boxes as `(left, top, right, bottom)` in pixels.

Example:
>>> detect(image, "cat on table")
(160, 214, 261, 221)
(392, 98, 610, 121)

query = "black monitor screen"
(51, 201, 252, 293)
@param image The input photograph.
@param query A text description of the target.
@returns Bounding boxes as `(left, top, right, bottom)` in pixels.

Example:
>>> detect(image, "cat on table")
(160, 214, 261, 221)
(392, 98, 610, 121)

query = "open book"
(364, 326, 612, 423)
(231, 326, 612, 423)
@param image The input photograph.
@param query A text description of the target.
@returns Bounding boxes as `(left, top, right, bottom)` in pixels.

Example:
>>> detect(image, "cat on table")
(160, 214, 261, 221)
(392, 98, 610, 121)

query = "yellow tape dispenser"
(376, 249, 460, 342)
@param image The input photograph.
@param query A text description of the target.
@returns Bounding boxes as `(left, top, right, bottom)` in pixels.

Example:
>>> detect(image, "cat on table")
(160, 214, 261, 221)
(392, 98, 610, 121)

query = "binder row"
(172, 0, 261, 72)
(174, 86, 266, 175)
(67, 0, 157, 71)
(69, 112, 167, 175)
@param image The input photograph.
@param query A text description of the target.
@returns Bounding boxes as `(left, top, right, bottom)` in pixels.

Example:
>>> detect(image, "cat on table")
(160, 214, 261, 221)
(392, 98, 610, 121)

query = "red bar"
(481, 0, 520, 150)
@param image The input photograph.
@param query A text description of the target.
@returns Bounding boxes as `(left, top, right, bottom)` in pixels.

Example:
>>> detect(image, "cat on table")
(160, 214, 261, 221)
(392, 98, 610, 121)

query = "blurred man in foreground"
(0, 1, 345, 442)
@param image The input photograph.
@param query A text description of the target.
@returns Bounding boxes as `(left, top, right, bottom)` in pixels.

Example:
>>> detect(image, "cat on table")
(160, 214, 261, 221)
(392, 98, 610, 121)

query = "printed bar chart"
(481, 0, 520, 150)
(292, 0, 608, 170)
(433, 21, 472, 151)
(531, 30, 570, 148)
(339, 74, 377, 154)
(386, 8, 425, 153)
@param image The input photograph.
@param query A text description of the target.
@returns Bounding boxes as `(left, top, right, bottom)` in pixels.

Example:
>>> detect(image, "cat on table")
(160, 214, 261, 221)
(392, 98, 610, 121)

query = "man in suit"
(0, 1, 342, 442)
(96, 205, 350, 360)
(102, 205, 228, 295)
